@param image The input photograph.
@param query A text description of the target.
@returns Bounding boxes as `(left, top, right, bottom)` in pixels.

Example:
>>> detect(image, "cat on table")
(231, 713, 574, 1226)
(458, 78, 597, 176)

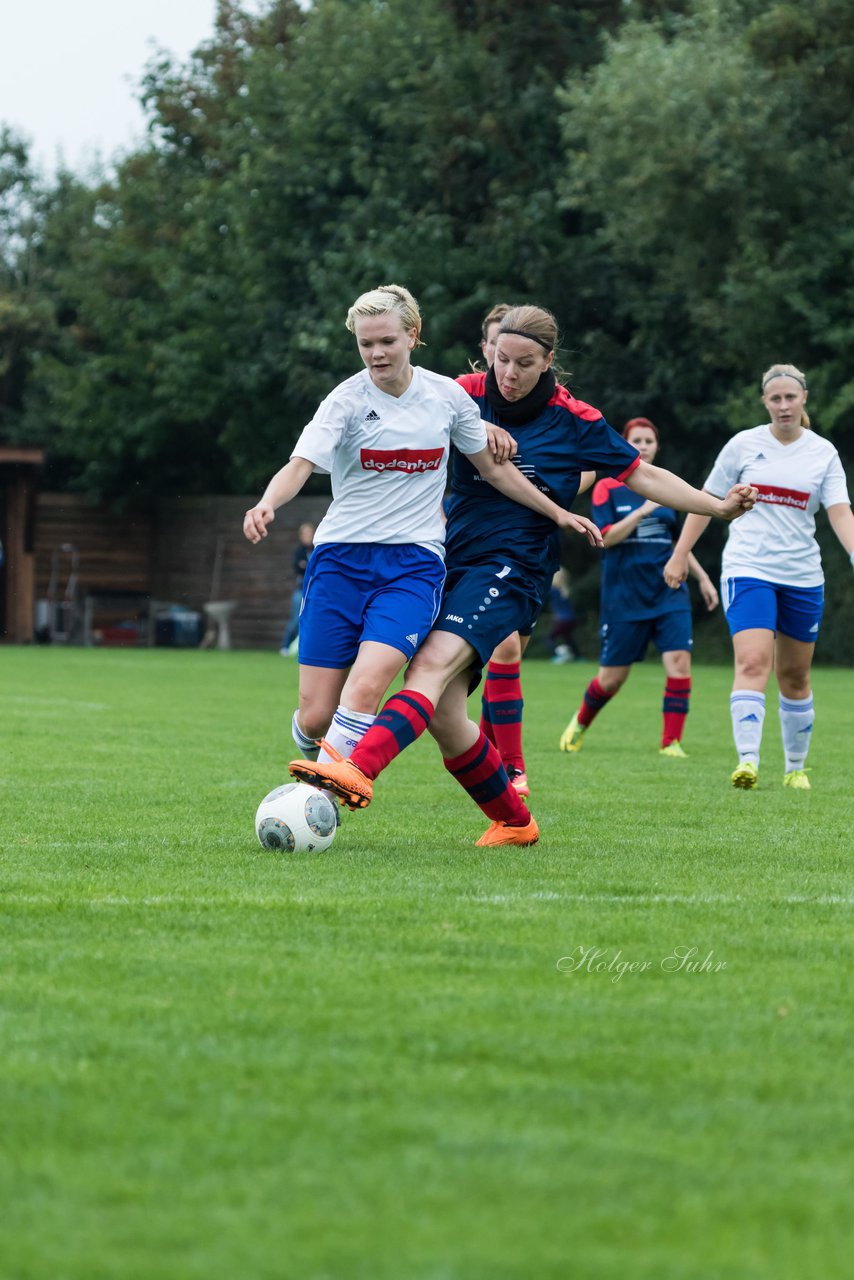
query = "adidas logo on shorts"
(406, 633, 418, 647)
(364, 409, 380, 421)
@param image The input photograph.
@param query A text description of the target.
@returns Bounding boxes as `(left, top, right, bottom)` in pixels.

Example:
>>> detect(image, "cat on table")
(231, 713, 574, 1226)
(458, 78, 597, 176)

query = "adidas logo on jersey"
(364, 409, 381, 421)
(406, 633, 418, 647)
(755, 452, 766, 460)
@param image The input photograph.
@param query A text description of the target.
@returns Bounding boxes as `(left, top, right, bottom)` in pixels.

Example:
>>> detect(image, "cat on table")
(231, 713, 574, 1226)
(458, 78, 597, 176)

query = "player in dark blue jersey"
(474, 303, 594, 801)
(559, 418, 719, 758)
(291, 306, 756, 847)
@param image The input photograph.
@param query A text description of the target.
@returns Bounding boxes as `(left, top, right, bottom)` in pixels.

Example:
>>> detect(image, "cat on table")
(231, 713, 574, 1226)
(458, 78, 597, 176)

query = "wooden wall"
(150, 495, 330, 650)
(31, 493, 330, 650)
(34, 493, 153, 597)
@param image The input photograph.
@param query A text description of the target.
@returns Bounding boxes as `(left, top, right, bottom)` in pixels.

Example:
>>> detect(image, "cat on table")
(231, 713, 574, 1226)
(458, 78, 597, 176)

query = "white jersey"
(704, 425, 850, 587)
(291, 366, 487, 556)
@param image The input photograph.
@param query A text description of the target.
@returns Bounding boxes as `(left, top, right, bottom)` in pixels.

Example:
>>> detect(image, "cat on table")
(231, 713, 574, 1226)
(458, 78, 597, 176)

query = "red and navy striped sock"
(443, 730, 531, 825)
(662, 677, 691, 746)
(479, 660, 524, 772)
(578, 676, 615, 728)
(478, 707, 497, 748)
(350, 690, 434, 781)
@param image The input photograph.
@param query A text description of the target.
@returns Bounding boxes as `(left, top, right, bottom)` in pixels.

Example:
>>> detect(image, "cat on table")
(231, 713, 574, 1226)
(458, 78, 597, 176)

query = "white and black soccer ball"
(254, 782, 338, 853)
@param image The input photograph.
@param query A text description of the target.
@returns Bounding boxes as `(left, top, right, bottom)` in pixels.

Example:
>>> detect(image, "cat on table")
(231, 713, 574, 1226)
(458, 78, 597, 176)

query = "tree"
(557, 0, 854, 465)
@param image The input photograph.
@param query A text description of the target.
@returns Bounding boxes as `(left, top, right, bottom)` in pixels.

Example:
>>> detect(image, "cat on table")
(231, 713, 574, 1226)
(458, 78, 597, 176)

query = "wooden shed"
(0, 445, 44, 643)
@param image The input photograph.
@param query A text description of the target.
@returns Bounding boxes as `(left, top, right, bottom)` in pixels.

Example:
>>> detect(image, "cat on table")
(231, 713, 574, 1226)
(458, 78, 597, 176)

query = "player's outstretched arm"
(243, 456, 315, 544)
(468, 446, 603, 548)
(626, 461, 756, 521)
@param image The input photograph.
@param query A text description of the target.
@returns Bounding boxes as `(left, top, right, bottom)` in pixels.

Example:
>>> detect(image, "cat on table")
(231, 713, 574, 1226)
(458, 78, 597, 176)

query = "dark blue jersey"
(446, 374, 640, 589)
(592, 478, 689, 620)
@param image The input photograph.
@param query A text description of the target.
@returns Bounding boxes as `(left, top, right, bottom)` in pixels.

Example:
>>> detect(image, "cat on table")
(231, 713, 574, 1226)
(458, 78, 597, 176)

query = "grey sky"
(0, 0, 260, 175)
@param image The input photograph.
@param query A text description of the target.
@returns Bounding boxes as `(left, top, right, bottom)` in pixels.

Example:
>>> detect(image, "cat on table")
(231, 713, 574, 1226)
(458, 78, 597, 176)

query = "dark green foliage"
(557, 0, 854, 473)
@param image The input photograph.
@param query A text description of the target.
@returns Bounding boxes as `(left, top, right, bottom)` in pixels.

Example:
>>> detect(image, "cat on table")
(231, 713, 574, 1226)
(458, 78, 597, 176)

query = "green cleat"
(559, 714, 586, 753)
(660, 740, 688, 759)
(731, 761, 759, 790)
(783, 769, 811, 790)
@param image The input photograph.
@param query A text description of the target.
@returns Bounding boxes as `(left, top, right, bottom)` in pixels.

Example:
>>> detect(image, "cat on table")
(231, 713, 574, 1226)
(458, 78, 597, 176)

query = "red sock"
(662, 677, 691, 746)
(351, 690, 434, 780)
(443, 730, 531, 825)
(480, 660, 524, 772)
(578, 676, 616, 728)
(479, 708, 497, 747)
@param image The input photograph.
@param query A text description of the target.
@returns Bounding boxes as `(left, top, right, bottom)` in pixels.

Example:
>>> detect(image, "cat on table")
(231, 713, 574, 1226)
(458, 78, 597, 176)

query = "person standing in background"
(560, 417, 719, 758)
(279, 522, 315, 656)
(548, 568, 581, 663)
(665, 364, 854, 790)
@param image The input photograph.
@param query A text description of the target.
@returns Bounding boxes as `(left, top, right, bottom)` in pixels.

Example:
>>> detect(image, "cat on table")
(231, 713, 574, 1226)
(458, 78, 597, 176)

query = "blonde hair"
(761, 362, 810, 427)
(345, 283, 424, 347)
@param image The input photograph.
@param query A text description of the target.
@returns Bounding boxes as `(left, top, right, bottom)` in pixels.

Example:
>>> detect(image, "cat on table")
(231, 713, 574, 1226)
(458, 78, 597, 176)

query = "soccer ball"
(254, 782, 338, 853)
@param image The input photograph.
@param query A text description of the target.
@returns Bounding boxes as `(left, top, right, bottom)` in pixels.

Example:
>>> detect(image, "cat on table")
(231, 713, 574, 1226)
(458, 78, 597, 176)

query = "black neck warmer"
(485, 365, 556, 426)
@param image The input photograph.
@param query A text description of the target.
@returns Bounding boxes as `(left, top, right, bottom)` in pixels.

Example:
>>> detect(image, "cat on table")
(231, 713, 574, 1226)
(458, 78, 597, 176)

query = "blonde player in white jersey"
(665, 363, 854, 790)
(243, 284, 602, 774)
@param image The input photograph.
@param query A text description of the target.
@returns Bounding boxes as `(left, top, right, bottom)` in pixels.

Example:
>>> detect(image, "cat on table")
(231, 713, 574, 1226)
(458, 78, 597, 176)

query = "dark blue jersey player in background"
(560, 417, 719, 758)
(292, 305, 757, 848)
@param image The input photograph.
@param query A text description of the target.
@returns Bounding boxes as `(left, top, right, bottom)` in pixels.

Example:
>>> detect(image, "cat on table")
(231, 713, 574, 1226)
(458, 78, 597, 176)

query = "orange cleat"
(475, 815, 540, 847)
(288, 757, 373, 809)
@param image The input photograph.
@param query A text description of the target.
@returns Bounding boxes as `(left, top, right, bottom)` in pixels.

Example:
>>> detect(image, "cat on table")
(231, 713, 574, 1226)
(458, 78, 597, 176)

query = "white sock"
(779, 693, 814, 772)
(730, 690, 766, 765)
(319, 706, 376, 762)
(291, 711, 320, 761)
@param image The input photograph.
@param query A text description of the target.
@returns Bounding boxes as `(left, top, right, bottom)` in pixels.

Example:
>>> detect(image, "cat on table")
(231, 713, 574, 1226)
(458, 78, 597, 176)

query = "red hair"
(623, 416, 659, 442)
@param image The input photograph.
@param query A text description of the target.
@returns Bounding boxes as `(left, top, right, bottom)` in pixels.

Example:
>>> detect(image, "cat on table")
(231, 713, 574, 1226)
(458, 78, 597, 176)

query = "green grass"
(2, 647, 852, 1279)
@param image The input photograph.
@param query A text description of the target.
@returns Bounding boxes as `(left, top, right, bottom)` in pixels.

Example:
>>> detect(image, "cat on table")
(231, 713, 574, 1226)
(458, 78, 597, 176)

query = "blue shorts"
(599, 610, 693, 667)
(722, 577, 824, 642)
(298, 543, 446, 668)
(433, 559, 542, 667)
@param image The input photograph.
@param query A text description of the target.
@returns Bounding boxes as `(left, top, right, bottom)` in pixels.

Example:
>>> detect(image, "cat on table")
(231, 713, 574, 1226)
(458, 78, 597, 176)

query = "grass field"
(2, 647, 852, 1279)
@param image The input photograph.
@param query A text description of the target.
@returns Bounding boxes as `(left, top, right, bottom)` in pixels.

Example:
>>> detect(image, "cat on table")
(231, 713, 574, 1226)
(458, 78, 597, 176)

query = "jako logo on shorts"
(361, 448, 444, 474)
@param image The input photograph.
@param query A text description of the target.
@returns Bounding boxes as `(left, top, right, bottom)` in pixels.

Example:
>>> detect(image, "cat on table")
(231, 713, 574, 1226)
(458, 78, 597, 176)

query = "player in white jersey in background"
(665, 363, 854, 790)
(243, 283, 601, 774)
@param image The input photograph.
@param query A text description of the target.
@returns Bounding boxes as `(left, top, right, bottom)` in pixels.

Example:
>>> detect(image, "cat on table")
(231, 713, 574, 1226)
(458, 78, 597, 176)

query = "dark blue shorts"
(599, 610, 693, 667)
(721, 577, 824, 642)
(433, 559, 542, 667)
(298, 543, 446, 668)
